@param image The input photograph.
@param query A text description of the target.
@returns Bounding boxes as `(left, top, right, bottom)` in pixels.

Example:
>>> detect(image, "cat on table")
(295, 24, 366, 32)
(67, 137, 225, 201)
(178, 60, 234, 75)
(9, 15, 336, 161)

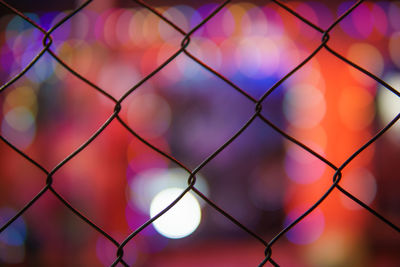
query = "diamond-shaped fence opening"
(0, 0, 399, 266)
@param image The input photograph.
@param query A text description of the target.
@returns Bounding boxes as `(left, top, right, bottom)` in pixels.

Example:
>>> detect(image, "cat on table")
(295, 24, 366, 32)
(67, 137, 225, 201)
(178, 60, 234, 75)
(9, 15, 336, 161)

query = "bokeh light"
(351, 3, 373, 39)
(284, 143, 326, 184)
(126, 93, 172, 139)
(2, 107, 36, 149)
(98, 60, 140, 98)
(338, 86, 375, 130)
(371, 3, 388, 38)
(388, 2, 400, 31)
(5, 14, 41, 51)
(340, 168, 377, 210)
(4, 107, 34, 132)
(346, 43, 384, 86)
(241, 6, 268, 37)
(294, 2, 319, 39)
(235, 36, 280, 79)
(285, 207, 325, 245)
(389, 32, 400, 68)
(159, 6, 190, 41)
(115, 10, 134, 46)
(3, 86, 38, 116)
(129, 168, 209, 214)
(377, 73, 400, 139)
(150, 187, 201, 239)
(48, 12, 72, 42)
(283, 84, 326, 129)
(338, 2, 369, 39)
(0, 1, 398, 266)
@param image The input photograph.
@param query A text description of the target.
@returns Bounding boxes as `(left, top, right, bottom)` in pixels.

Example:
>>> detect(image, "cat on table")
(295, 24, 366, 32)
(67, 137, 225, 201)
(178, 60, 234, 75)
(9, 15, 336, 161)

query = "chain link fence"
(0, 0, 399, 266)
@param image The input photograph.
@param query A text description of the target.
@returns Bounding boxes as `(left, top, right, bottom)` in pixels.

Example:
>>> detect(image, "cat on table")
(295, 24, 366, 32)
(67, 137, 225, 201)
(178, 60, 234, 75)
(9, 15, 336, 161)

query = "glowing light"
(126, 93, 172, 139)
(159, 6, 189, 41)
(219, 38, 239, 77)
(47, 12, 72, 42)
(276, 37, 300, 77)
(6, 14, 41, 50)
(235, 37, 259, 77)
(69, 10, 91, 40)
(235, 37, 280, 78)
(181, 37, 222, 75)
(31, 53, 56, 82)
(226, 4, 248, 36)
(295, 3, 319, 39)
(173, 54, 204, 82)
(142, 10, 162, 44)
(371, 3, 388, 37)
(287, 63, 325, 91)
(4, 86, 37, 116)
(347, 43, 384, 86)
(340, 168, 377, 210)
(285, 143, 326, 184)
(125, 205, 157, 236)
(98, 61, 140, 98)
(196, 3, 225, 37)
(388, 2, 400, 31)
(129, 9, 147, 47)
(338, 2, 372, 39)
(53, 40, 94, 80)
(307, 231, 355, 267)
(103, 9, 124, 47)
(169, 5, 201, 33)
(287, 125, 328, 151)
(338, 86, 375, 130)
(307, 2, 333, 29)
(389, 32, 400, 68)
(20, 46, 55, 83)
(241, 6, 268, 36)
(94, 9, 112, 43)
(150, 187, 201, 239)
(285, 207, 325, 245)
(262, 6, 285, 37)
(283, 84, 326, 129)
(204, 7, 234, 38)
(4, 107, 35, 132)
(156, 42, 181, 84)
(1, 107, 36, 149)
(129, 168, 208, 214)
(351, 4, 373, 39)
(116, 10, 134, 46)
(71, 41, 93, 76)
(377, 74, 400, 139)
(220, 7, 235, 37)
(140, 44, 159, 77)
(126, 142, 169, 174)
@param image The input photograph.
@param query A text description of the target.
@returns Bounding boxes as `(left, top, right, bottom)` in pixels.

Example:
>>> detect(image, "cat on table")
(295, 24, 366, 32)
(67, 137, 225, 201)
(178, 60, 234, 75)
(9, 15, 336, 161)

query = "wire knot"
(114, 103, 122, 113)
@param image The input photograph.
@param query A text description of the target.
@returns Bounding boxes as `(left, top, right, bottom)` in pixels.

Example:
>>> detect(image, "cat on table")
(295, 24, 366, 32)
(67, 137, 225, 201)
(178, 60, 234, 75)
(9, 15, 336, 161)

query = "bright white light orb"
(377, 73, 400, 140)
(150, 187, 201, 239)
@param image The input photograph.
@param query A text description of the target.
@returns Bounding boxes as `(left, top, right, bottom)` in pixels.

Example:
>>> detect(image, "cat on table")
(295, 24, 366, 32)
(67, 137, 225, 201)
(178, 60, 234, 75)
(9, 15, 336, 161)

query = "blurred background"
(0, 0, 399, 266)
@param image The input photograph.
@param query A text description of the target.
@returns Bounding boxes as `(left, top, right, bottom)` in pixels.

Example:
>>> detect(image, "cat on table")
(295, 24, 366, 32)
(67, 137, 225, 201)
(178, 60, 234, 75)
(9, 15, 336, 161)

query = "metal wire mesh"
(0, 0, 399, 266)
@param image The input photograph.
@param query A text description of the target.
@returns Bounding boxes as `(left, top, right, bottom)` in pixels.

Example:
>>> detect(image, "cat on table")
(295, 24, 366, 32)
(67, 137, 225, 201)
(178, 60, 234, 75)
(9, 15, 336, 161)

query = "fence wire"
(0, 0, 399, 266)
